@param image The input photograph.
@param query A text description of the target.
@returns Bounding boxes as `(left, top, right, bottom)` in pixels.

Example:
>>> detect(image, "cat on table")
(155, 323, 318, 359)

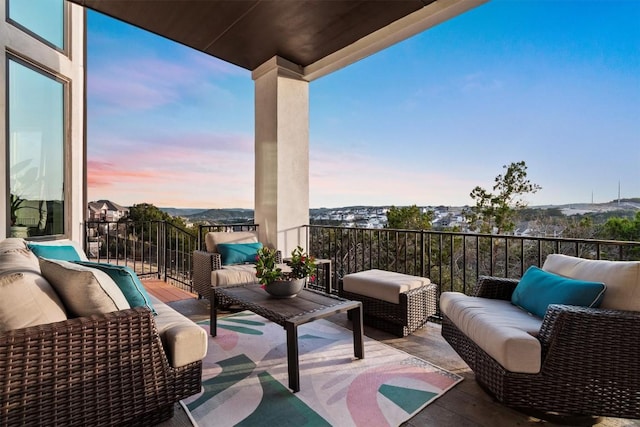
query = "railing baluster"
(83, 222, 640, 314)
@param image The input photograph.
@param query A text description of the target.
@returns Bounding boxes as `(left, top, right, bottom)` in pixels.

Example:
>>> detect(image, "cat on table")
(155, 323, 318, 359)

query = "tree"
(127, 203, 190, 229)
(563, 216, 597, 240)
(386, 205, 434, 230)
(468, 161, 541, 234)
(127, 203, 171, 222)
(598, 211, 640, 242)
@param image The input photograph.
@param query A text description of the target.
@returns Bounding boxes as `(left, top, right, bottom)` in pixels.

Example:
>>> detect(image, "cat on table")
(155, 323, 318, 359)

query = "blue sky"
(87, 0, 640, 209)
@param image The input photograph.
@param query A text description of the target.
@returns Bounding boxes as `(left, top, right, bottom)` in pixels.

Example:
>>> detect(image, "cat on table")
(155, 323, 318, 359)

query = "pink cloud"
(87, 160, 160, 189)
(87, 134, 255, 208)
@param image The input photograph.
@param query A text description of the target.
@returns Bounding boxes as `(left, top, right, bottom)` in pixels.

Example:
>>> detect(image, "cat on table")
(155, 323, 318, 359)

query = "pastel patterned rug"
(182, 312, 462, 427)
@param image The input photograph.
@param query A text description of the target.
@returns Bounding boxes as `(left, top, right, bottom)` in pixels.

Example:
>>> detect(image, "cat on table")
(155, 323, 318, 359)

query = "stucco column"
(253, 56, 309, 255)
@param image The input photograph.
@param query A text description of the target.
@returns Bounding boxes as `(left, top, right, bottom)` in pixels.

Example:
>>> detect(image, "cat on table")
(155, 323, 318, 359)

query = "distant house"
(88, 200, 129, 222)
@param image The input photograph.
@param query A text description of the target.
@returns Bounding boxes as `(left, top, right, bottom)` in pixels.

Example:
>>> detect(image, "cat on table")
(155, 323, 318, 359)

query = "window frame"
(6, 53, 70, 238)
(5, 0, 69, 54)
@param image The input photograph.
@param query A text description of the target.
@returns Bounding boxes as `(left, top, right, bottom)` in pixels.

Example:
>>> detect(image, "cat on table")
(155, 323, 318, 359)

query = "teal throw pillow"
(217, 242, 263, 265)
(28, 243, 82, 261)
(73, 261, 156, 314)
(511, 266, 605, 318)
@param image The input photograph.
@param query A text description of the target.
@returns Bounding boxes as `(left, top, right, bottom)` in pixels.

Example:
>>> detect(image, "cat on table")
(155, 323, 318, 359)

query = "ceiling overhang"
(69, 0, 487, 81)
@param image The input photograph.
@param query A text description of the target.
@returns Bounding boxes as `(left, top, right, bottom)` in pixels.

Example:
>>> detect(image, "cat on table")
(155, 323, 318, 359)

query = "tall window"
(7, 58, 65, 237)
(8, 0, 65, 50)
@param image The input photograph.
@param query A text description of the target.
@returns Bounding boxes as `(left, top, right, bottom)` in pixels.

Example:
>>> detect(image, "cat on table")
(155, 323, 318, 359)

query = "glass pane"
(8, 59, 65, 237)
(8, 0, 65, 49)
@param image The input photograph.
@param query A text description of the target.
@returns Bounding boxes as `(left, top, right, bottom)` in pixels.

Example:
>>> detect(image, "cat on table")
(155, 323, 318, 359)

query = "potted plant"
(9, 193, 29, 237)
(9, 159, 39, 237)
(255, 246, 316, 298)
(10, 193, 25, 225)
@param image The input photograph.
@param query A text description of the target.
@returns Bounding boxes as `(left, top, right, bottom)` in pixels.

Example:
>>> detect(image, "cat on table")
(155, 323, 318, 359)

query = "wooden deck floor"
(146, 280, 639, 427)
(143, 279, 197, 303)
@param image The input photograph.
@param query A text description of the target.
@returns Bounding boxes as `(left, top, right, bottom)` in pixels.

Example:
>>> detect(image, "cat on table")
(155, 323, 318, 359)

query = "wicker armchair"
(442, 275, 640, 422)
(0, 307, 202, 426)
(193, 231, 281, 300)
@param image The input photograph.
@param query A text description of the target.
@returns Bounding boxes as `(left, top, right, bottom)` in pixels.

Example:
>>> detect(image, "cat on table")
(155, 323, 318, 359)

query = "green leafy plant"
(255, 245, 316, 288)
(10, 193, 26, 226)
(9, 159, 39, 226)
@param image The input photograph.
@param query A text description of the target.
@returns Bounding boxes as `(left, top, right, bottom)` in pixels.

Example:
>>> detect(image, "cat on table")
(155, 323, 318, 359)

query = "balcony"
(84, 220, 640, 426)
(84, 220, 640, 296)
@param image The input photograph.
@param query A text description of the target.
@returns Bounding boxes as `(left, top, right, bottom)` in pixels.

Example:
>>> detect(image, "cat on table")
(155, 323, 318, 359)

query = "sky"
(86, 0, 640, 210)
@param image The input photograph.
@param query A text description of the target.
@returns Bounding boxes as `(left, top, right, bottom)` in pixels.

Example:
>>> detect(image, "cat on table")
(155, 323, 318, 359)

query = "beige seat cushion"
(212, 264, 259, 287)
(150, 295, 208, 368)
(39, 258, 130, 317)
(343, 269, 431, 304)
(543, 254, 640, 311)
(440, 292, 543, 374)
(0, 272, 68, 331)
(205, 231, 258, 253)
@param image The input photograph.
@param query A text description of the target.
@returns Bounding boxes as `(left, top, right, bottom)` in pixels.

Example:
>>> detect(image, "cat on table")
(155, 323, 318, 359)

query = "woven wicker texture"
(341, 283, 437, 337)
(193, 249, 282, 301)
(442, 276, 640, 419)
(0, 307, 202, 426)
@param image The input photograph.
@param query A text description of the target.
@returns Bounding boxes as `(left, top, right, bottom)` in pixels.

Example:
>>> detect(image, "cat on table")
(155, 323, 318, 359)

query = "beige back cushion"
(0, 237, 30, 252)
(542, 254, 640, 311)
(39, 258, 130, 317)
(205, 231, 258, 253)
(0, 272, 68, 331)
(0, 238, 40, 275)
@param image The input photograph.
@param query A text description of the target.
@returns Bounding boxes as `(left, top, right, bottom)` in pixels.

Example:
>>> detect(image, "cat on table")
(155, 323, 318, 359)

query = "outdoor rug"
(182, 311, 463, 427)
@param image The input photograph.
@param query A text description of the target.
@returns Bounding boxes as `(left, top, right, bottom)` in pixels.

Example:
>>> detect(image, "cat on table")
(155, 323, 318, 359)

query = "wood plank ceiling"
(69, 0, 437, 71)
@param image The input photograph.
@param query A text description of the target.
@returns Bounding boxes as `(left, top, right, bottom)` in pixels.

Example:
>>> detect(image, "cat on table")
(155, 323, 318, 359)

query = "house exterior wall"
(0, 1, 85, 242)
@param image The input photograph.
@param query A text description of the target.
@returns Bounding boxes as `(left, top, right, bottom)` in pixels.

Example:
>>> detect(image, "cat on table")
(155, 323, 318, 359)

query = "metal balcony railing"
(84, 221, 640, 308)
(84, 220, 198, 292)
(304, 225, 640, 298)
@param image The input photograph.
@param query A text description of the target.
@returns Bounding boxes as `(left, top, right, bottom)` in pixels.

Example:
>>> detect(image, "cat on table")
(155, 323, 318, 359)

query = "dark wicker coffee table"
(211, 284, 364, 392)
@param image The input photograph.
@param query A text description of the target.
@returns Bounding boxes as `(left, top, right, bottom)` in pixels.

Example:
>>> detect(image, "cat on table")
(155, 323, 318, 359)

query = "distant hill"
(160, 207, 209, 217)
(160, 200, 639, 223)
(158, 207, 254, 224)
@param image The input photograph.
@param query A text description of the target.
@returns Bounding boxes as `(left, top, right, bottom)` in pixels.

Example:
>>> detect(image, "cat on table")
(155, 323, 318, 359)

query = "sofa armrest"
(538, 304, 640, 370)
(472, 276, 519, 300)
(0, 308, 196, 426)
(194, 249, 223, 271)
(193, 250, 222, 299)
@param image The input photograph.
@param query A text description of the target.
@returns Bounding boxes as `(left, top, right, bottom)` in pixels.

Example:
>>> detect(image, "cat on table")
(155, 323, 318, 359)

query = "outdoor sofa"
(0, 237, 207, 426)
(440, 254, 640, 422)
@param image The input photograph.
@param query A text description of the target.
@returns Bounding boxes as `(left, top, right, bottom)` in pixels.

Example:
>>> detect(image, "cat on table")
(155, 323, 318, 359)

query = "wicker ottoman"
(341, 269, 436, 337)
